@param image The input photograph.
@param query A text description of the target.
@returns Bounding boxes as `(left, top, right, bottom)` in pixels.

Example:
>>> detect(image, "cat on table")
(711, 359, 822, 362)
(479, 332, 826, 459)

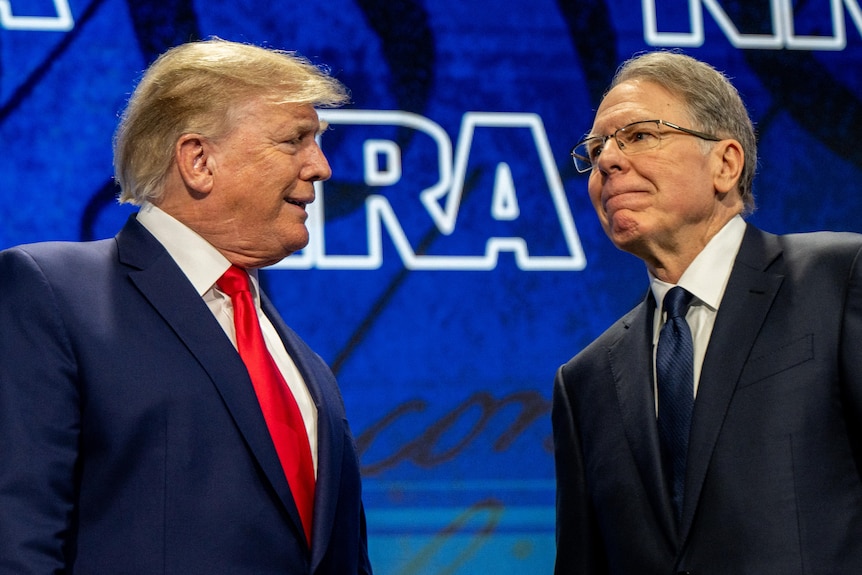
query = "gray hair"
(609, 51, 757, 215)
(114, 38, 350, 205)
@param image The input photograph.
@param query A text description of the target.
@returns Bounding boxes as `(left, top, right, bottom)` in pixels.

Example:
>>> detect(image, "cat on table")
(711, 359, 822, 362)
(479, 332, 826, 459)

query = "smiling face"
(197, 99, 330, 268)
(587, 79, 740, 279)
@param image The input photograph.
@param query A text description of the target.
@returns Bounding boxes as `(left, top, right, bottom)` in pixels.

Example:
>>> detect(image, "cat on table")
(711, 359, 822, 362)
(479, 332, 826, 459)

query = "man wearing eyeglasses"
(552, 50, 862, 574)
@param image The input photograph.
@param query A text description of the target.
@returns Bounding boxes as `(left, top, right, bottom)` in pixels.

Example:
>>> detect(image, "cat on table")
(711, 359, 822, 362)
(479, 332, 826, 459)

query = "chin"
(281, 235, 310, 256)
(274, 223, 310, 249)
(607, 224, 644, 252)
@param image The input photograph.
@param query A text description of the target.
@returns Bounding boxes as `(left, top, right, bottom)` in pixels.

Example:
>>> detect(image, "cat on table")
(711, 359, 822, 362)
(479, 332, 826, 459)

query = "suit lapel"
(115, 217, 306, 540)
(261, 293, 345, 569)
(679, 226, 784, 541)
(608, 295, 678, 542)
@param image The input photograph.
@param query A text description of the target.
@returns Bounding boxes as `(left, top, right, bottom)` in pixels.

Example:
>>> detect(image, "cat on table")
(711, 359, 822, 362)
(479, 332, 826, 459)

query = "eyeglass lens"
(571, 121, 664, 172)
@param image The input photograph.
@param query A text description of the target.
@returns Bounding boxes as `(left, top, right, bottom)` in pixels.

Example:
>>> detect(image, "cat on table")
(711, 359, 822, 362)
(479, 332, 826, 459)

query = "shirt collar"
(135, 202, 261, 298)
(650, 215, 746, 312)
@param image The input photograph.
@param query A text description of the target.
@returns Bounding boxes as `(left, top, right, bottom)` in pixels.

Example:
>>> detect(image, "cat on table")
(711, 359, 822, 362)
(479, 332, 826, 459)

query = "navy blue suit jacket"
(553, 225, 862, 574)
(0, 216, 372, 574)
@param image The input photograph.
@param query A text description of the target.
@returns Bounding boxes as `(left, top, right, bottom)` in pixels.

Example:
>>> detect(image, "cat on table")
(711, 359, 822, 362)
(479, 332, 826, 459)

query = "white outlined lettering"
(643, 0, 862, 50)
(272, 110, 586, 271)
(1, 0, 74, 31)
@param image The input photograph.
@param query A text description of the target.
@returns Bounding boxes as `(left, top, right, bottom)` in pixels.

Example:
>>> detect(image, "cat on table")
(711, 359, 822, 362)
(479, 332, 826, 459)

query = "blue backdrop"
(2, 1, 861, 572)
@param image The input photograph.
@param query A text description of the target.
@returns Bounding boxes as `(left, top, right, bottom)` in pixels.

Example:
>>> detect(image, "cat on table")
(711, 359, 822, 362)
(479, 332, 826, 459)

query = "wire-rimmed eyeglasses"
(570, 119, 721, 173)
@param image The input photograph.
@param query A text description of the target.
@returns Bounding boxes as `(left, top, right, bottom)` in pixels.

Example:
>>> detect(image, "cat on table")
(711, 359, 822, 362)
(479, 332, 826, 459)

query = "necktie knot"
(217, 265, 251, 298)
(663, 286, 693, 320)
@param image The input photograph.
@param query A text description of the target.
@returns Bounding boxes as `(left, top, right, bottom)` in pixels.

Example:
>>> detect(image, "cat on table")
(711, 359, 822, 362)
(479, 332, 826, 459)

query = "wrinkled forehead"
(591, 79, 689, 134)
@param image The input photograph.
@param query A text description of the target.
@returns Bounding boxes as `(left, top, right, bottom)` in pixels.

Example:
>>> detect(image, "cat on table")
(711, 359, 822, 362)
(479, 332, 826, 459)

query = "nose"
(594, 136, 626, 173)
(303, 143, 332, 182)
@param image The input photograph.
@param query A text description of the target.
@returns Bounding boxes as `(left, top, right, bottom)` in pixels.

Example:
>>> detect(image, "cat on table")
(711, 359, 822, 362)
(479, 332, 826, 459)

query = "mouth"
(602, 188, 646, 214)
(285, 198, 309, 209)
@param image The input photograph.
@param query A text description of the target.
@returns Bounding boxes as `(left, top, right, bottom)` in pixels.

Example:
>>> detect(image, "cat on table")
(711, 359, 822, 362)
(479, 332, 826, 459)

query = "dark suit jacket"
(0, 216, 372, 574)
(553, 224, 862, 575)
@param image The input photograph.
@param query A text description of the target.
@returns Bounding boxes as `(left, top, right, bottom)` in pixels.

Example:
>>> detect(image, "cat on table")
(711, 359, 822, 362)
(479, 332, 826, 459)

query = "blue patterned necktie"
(656, 286, 694, 524)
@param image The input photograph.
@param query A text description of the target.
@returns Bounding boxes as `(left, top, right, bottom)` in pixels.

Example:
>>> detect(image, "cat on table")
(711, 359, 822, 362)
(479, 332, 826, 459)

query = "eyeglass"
(570, 119, 721, 173)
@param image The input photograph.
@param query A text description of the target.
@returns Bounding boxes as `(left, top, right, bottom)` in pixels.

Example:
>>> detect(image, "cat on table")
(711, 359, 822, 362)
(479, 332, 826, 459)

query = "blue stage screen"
(2, 1, 861, 572)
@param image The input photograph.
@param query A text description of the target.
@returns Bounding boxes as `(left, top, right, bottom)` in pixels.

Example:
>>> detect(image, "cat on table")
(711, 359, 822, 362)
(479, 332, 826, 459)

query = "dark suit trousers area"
(0, 217, 373, 574)
(552, 227, 862, 575)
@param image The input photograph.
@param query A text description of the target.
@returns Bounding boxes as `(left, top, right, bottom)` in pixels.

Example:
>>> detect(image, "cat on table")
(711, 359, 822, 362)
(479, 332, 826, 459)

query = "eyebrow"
(274, 118, 322, 141)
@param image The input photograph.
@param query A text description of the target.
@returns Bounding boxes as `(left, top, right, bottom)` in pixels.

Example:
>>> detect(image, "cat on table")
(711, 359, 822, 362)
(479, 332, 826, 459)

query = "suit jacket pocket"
(737, 334, 814, 389)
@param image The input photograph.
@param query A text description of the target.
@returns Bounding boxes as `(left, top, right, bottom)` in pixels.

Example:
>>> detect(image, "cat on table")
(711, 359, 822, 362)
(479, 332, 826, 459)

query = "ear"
(175, 134, 214, 194)
(712, 138, 744, 196)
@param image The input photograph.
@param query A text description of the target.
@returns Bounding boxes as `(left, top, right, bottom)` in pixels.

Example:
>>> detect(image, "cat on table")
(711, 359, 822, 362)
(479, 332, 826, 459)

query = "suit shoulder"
(778, 230, 862, 257)
(771, 230, 862, 278)
(0, 239, 118, 277)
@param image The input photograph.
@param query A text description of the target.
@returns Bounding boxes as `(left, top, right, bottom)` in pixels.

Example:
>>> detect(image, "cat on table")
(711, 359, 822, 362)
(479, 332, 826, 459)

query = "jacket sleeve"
(841, 242, 862, 463)
(0, 248, 80, 573)
(552, 366, 609, 575)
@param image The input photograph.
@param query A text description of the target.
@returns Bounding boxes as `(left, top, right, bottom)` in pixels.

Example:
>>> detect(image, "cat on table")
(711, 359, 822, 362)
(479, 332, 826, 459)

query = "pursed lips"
(601, 186, 647, 213)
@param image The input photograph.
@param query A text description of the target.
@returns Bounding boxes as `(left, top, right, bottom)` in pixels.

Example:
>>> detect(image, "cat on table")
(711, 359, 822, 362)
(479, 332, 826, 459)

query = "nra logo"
(274, 110, 587, 272)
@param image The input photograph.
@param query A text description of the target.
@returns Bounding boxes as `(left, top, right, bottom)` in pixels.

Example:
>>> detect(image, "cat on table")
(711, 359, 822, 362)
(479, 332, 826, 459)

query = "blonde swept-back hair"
(609, 51, 757, 215)
(113, 38, 350, 205)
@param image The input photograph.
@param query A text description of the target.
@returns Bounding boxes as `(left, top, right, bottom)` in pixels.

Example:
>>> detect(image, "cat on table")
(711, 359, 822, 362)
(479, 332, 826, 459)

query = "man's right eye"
(586, 142, 603, 161)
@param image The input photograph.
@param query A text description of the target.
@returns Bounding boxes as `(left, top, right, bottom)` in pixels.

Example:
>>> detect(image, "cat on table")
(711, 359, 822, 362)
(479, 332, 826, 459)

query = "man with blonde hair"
(553, 50, 862, 574)
(0, 39, 372, 574)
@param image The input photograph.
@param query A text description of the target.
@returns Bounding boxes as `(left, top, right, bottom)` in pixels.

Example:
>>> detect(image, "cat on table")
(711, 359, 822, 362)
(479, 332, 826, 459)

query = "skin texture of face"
(587, 80, 743, 283)
(162, 99, 331, 269)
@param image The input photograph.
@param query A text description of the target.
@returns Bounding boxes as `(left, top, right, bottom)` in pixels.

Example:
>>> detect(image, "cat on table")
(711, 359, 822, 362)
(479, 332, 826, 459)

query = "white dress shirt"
(136, 202, 318, 475)
(650, 215, 747, 411)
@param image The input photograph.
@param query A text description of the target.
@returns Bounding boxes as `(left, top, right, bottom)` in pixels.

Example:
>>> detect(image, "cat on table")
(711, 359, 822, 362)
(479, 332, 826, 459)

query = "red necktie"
(217, 265, 315, 546)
